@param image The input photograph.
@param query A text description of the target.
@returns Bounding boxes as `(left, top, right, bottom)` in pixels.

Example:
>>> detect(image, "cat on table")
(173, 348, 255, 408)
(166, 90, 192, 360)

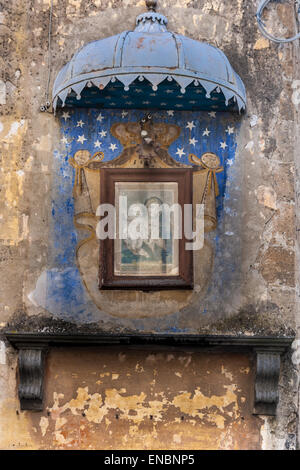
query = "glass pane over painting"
(115, 182, 179, 276)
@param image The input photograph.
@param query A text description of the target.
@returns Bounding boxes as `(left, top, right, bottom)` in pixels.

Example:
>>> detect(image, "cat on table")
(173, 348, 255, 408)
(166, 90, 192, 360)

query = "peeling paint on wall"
(24, 349, 263, 450)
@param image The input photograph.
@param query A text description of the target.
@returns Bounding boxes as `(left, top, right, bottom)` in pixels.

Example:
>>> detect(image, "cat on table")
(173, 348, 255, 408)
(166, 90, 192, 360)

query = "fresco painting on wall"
(29, 108, 239, 327)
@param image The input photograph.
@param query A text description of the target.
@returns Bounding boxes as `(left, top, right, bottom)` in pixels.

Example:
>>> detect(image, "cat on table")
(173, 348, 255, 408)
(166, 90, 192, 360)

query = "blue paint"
(50, 149, 77, 268)
(59, 79, 241, 112)
(53, 11, 246, 113)
(33, 107, 240, 327)
(61, 108, 238, 218)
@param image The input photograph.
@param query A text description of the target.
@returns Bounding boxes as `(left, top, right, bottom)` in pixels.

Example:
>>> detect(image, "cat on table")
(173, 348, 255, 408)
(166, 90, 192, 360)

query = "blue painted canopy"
(52, 11, 246, 113)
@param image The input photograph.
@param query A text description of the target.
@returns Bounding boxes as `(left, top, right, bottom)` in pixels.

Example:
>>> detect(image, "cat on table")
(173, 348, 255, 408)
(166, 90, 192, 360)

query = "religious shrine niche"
(5, 0, 293, 419)
(54, 108, 232, 318)
(33, 0, 248, 321)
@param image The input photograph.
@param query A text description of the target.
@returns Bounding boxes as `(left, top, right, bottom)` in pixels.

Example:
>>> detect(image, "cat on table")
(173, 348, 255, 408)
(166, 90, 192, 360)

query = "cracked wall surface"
(0, 0, 299, 450)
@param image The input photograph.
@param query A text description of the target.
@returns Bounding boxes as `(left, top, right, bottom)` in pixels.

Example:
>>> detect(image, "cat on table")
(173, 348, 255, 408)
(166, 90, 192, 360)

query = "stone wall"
(0, 0, 299, 450)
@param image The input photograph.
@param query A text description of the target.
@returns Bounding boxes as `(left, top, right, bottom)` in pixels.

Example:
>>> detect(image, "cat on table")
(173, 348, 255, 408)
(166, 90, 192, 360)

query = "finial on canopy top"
(146, 0, 157, 11)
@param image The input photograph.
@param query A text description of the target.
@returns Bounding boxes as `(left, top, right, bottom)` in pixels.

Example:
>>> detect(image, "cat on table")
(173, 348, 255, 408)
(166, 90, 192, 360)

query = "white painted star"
(167, 110, 174, 116)
(202, 128, 210, 137)
(110, 143, 117, 151)
(208, 111, 216, 118)
(61, 136, 69, 145)
(186, 121, 196, 131)
(226, 126, 235, 135)
(94, 140, 102, 148)
(227, 158, 234, 166)
(96, 113, 104, 122)
(99, 130, 107, 138)
(189, 137, 198, 146)
(220, 141, 228, 149)
(62, 111, 70, 121)
(121, 111, 128, 119)
(77, 135, 87, 144)
(77, 120, 84, 128)
(176, 148, 185, 158)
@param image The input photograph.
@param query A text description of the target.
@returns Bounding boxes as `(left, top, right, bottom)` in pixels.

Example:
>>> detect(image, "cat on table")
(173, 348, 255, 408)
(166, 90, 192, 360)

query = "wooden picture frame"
(99, 168, 193, 290)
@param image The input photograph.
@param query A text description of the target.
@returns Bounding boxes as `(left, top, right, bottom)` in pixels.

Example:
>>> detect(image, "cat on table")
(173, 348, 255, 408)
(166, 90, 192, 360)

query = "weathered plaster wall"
(0, 0, 299, 449)
(1, 348, 264, 450)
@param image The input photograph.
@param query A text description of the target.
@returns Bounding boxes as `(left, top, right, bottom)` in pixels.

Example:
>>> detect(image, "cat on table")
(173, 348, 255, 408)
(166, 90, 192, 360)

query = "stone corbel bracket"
(4, 334, 292, 414)
(17, 343, 48, 411)
(253, 347, 284, 416)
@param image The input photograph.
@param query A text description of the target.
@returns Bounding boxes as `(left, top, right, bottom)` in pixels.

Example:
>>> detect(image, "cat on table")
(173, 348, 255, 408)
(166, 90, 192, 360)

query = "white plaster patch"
(250, 115, 258, 127)
(5, 119, 25, 139)
(256, 186, 277, 210)
(260, 417, 273, 450)
(292, 80, 300, 106)
(33, 134, 52, 153)
(28, 271, 47, 307)
(0, 81, 6, 105)
(245, 141, 254, 153)
(173, 434, 182, 444)
(221, 365, 233, 381)
(21, 214, 29, 240)
(0, 341, 6, 365)
(291, 340, 300, 366)
(39, 416, 49, 437)
(6, 81, 16, 97)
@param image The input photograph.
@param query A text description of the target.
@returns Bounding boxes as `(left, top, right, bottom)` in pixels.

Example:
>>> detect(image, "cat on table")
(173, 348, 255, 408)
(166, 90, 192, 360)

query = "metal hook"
(256, 0, 300, 43)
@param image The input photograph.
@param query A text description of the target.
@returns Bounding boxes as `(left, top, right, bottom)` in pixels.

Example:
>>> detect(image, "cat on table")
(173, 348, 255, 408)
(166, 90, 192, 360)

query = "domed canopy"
(52, 6, 246, 113)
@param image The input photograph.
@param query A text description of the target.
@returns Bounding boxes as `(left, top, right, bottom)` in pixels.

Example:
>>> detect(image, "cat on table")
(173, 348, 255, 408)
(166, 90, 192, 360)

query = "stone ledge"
(4, 332, 293, 415)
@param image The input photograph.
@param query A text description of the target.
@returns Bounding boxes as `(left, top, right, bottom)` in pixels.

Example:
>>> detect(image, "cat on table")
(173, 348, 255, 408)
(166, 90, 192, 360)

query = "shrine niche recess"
(4, 0, 294, 418)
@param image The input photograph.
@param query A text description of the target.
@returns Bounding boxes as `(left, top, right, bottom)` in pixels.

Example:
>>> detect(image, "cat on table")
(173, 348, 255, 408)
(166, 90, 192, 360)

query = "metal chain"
(256, 0, 300, 44)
